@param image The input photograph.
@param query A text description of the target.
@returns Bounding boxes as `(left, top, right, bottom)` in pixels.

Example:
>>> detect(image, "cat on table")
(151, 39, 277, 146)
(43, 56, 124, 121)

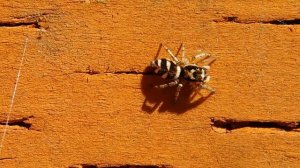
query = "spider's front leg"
(194, 81, 215, 97)
(191, 52, 210, 64)
(201, 84, 215, 93)
(198, 81, 215, 93)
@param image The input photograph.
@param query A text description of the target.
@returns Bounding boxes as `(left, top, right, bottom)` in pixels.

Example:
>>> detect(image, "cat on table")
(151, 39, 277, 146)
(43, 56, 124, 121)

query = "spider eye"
(193, 71, 202, 81)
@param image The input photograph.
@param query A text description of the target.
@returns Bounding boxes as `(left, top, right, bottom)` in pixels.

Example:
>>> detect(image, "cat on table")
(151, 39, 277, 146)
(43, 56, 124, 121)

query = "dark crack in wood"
(214, 16, 300, 25)
(0, 13, 51, 29)
(211, 117, 300, 132)
(69, 164, 172, 168)
(0, 116, 33, 129)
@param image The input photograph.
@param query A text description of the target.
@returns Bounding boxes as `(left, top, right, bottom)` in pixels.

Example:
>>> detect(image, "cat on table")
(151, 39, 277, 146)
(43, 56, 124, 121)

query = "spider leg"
(175, 43, 188, 65)
(175, 43, 183, 57)
(174, 83, 183, 102)
(192, 83, 203, 97)
(154, 43, 163, 60)
(191, 52, 210, 64)
(202, 56, 216, 66)
(155, 79, 179, 88)
(181, 43, 189, 65)
(161, 44, 179, 63)
(201, 84, 215, 93)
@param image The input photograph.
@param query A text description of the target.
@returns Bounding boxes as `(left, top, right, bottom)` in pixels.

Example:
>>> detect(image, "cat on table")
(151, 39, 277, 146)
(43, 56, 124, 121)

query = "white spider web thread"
(0, 37, 28, 157)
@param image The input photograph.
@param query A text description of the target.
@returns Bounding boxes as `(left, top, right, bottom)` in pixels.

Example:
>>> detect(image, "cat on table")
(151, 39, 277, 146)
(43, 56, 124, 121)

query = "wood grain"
(0, 1, 299, 167)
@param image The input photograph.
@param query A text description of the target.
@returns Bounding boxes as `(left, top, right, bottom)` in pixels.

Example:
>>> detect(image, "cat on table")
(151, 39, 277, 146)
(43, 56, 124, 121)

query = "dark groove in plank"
(214, 16, 300, 25)
(0, 116, 33, 129)
(69, 164, 172, 168)
(211, 117, 300, 132)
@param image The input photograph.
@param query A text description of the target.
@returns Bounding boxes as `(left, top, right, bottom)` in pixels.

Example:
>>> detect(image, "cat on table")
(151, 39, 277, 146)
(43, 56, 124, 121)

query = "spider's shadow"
(141, 67, 214, 114)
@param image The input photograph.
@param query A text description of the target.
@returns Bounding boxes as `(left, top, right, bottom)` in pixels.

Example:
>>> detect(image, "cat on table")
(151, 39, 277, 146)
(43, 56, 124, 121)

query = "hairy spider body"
(150, 43, 215, 101)
(150, 59, 209, 82)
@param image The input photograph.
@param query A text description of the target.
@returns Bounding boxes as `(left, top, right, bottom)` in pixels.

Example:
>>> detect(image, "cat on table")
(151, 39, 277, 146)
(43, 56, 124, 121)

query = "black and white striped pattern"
(149, 43, 215, 101)
(150, 58, 183, 80)
(182, 65, 208, 82)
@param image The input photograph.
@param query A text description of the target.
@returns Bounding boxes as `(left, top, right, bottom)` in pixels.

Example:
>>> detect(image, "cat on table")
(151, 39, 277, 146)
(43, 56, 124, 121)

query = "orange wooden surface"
(0, 1, 299, 168)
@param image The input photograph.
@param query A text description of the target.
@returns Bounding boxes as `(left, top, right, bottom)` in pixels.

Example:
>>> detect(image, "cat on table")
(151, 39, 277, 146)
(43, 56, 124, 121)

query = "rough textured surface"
(0, 0, 299, 168)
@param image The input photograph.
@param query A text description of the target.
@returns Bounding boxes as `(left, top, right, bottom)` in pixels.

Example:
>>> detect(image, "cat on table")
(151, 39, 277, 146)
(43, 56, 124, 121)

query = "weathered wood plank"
(0, 74, 300, 167)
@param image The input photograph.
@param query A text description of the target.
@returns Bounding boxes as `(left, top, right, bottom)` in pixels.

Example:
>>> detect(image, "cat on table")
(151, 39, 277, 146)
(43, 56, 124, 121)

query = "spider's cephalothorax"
(150, 43, 215, 101)
(182, 65, 210, 82)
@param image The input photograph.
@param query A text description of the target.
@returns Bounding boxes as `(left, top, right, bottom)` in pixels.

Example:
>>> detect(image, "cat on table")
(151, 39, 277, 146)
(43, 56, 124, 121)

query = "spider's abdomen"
(150, 58, 183, 79)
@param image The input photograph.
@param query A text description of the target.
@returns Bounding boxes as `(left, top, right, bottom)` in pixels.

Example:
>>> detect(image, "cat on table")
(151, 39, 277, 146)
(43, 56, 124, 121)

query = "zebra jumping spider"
(150, 43, 215, 101)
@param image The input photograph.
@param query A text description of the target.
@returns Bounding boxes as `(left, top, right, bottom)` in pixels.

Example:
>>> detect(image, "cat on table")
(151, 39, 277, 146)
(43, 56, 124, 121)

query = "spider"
(150, 43, 215, 101)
